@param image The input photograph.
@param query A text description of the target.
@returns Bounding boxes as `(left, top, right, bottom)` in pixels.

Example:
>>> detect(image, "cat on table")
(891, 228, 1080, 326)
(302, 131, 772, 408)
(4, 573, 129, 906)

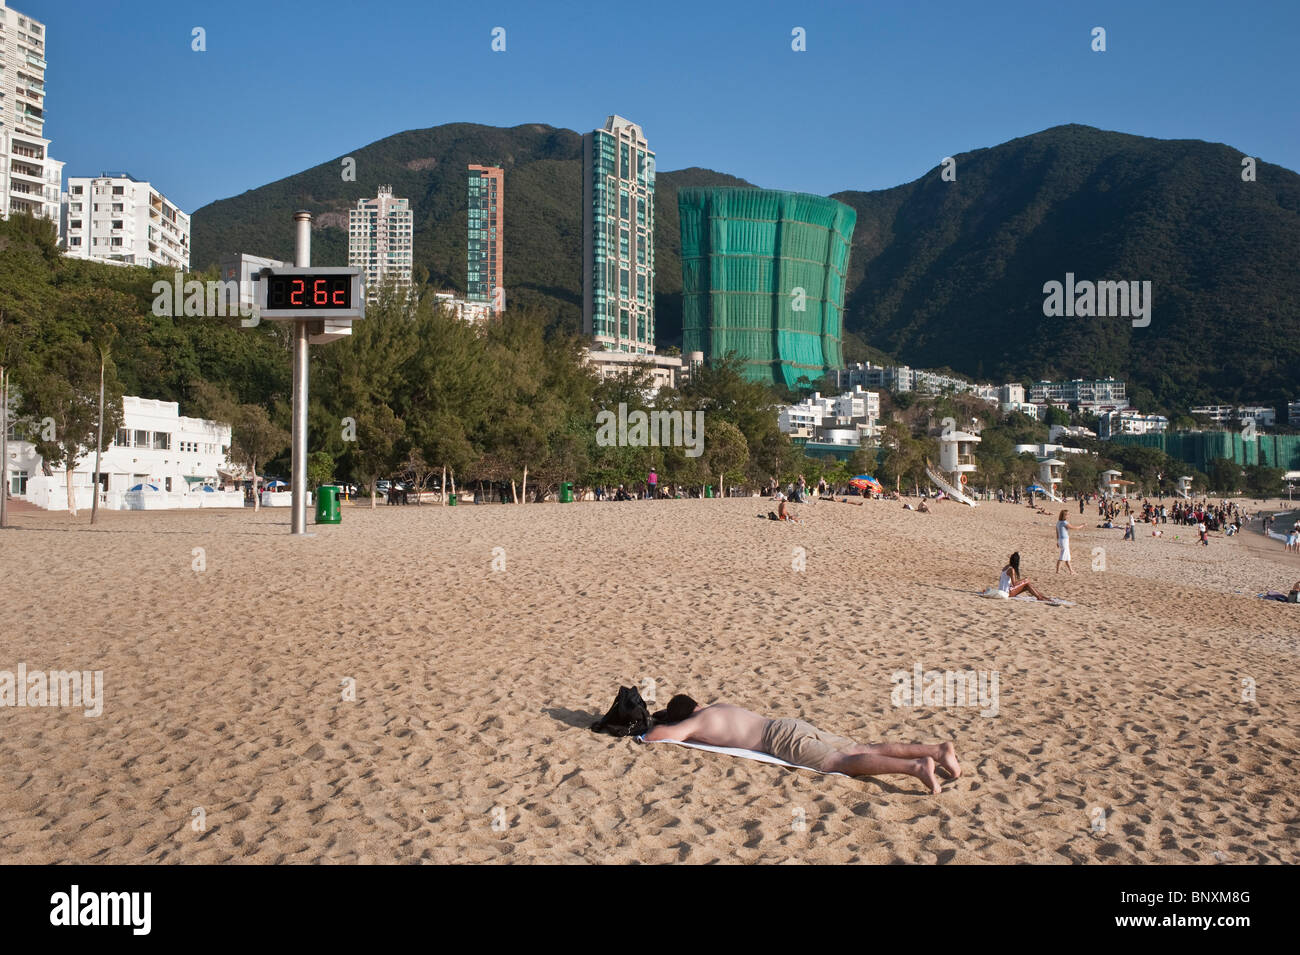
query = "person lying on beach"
(998, 552, 1052, 601)
(642, 695, 960, 794)
(1258, 582, 1300, 603)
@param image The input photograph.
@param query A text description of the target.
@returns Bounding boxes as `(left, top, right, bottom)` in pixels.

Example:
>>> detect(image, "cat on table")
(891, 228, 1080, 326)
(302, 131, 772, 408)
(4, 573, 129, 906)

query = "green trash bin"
(705, 485, 714, 499)
(448, 492, 458, 506)
(559, 481, 574, 503)
(315, 485, 341, 524)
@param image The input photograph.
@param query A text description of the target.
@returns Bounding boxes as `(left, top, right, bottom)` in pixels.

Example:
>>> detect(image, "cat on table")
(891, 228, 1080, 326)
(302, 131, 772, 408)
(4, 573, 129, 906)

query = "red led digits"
(333, 278, 346, 305)
(291, 278, 305, 305)
(313, 279, 328, 305)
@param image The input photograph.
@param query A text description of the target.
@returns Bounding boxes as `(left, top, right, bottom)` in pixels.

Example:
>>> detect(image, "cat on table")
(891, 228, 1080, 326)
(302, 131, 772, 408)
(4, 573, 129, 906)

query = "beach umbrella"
(264, 479, 287, 488)
(128, 483, 159, 492)
(1027, 484, 1046, 493)
(849, 474, 883, 493)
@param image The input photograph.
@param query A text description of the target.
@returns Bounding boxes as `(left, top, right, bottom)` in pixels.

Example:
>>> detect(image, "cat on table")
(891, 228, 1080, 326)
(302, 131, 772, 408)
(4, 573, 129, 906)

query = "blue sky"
(28, 0, 1300, 213)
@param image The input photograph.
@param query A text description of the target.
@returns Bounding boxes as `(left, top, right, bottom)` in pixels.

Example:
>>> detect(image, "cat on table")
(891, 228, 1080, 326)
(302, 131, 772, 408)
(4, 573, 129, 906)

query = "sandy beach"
(1, 495, 1297, 864)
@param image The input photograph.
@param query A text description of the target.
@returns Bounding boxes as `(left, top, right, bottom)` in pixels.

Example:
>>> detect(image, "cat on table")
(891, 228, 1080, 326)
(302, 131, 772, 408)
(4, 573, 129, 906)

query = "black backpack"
(590, 686, 651, 737)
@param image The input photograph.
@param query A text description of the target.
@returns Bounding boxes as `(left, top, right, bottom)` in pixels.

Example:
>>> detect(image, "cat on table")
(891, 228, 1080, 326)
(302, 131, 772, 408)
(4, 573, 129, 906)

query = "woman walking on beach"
(1056, 510, 1084, 574)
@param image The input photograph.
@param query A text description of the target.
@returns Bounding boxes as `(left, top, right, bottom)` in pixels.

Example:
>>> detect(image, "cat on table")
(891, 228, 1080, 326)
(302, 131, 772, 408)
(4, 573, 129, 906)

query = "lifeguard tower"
(1037, 457, 1065, 502)
(1100, 469, 1123, 497)
(1177, 475, 1194, 499)
(926, 427, 981, 506)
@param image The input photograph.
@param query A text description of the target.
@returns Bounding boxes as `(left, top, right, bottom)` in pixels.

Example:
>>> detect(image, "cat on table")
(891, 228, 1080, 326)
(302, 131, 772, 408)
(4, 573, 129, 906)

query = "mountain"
(188, 124, 753, 341)
(191, 123, 1300, 412)
(834, 125, 1300, 411)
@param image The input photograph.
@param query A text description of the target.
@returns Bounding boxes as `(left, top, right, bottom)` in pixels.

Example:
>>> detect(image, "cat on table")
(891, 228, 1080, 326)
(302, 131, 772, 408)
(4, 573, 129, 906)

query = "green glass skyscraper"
(678, 187, 855, 389)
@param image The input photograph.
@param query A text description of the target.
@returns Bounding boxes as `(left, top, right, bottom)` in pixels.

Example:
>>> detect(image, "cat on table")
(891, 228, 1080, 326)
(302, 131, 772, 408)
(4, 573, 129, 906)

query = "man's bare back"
(640, 700, 960, 794)
(642, 703, 767, 749)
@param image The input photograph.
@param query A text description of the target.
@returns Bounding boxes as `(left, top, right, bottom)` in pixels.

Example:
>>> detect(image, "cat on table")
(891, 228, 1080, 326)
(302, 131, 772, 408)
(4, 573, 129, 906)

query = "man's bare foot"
(914, 756, 941, 795)
(937, 741, 961, 780)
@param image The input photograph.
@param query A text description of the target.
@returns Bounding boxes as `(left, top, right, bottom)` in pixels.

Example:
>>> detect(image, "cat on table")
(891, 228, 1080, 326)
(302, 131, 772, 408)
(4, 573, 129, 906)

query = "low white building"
(1098, 410, 1168, 438)
(778, 386, 881, 443)
(1013, 442, 1088, 458)
(220, 252, 291, 311)
(1049, 424, 1097, 443)
(1002, 400, 1042, 420)
(6, 395, 240, 510)
(62, 173, 190, 269)
(585, 348, 693, 393)
(434, 291, 495, 325)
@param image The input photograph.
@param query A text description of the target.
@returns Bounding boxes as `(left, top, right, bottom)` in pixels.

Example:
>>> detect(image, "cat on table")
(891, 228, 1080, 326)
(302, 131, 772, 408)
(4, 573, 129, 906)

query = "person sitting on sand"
(998, 552, 1053, 601)
(917, 500, 930, 513)
(642, 696, 960, 795)
(777, 495, 799, 523)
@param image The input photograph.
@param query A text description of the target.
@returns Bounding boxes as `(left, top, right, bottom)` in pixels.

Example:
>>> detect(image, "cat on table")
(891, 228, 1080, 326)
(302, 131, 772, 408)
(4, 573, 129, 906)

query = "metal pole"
(291, 210, 311, 535)
(91, 357, 104, 525)
(0, 366, 8, 529)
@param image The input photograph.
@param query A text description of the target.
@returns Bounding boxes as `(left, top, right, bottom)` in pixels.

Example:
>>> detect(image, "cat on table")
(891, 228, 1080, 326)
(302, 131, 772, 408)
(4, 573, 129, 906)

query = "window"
(637, 197, 645, 226)
(153, 432, 170, 450)
(134, 430, 149, 448)
(111, 220, 123, 229)
(70, 185, 81, 195)
(112, 185, 124, 195)
(69, 220, 81, 229)
(115, 428, 129, 446)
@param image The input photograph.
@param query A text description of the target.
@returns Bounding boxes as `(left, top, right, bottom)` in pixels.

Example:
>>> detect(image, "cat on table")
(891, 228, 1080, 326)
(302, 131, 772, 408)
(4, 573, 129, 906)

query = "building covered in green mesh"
(678, 188, 856, 389)
(1110, 431, 1300, 471)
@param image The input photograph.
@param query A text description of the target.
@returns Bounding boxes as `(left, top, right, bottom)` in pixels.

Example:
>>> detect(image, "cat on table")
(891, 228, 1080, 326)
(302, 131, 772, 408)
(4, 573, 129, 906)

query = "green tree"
(701, 418, 748, 496)
(19, 338, 123, 516)
(307, 450, 335, 491)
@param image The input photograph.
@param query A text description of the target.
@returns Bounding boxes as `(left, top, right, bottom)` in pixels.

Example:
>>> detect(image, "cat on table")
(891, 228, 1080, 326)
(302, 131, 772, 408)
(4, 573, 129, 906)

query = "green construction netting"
(679, 187, 856, 388)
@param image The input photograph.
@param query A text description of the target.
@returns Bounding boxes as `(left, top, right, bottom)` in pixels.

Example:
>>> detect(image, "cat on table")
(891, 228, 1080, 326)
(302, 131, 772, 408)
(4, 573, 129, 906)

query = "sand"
(0, 495, 1296, 864)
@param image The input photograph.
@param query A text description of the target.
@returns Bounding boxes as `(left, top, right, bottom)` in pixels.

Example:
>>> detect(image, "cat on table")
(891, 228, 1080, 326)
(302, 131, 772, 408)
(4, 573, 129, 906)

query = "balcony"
(9, 164, 43, 183)
(25, 54, 47, 69)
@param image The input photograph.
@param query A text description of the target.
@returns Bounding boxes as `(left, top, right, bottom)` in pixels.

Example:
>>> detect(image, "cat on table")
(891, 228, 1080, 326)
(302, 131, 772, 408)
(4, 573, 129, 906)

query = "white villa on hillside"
(5, 396, 242, 510)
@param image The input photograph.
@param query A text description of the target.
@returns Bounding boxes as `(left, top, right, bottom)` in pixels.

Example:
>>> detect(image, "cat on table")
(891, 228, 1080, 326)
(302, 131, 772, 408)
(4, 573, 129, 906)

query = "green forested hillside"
(835, 125, 1300, 412)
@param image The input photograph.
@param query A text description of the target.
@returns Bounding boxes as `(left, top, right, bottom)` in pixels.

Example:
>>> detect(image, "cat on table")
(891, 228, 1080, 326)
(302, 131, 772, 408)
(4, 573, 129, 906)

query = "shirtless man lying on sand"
(643, 699, 960, 794)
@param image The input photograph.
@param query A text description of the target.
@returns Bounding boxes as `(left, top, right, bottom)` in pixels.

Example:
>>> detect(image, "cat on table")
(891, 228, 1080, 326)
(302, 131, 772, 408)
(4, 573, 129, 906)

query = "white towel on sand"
(978, 588, 1074, 607)
(637, 736, 849, 777)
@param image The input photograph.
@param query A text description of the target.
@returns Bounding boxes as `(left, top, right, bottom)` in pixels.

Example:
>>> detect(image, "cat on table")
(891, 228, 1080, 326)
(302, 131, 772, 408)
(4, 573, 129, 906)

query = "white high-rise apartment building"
(0, 2, 63, 229)
(348, 185, 413, 302)
(62, 174, 190, 268)
(583, 115, 655, 354)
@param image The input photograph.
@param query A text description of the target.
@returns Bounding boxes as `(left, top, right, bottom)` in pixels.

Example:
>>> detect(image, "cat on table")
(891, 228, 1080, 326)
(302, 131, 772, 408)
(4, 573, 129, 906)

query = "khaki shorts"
(760, 718, 856, 772)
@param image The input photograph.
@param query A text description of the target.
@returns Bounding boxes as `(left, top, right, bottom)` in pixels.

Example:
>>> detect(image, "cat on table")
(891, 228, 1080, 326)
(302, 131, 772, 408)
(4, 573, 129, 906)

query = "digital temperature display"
(264, 274, 353, 311)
